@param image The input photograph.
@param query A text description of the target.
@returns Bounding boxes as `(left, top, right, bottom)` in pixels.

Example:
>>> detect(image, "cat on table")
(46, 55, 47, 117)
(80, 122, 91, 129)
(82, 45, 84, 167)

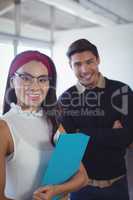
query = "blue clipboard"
(41, 133, 90, 200)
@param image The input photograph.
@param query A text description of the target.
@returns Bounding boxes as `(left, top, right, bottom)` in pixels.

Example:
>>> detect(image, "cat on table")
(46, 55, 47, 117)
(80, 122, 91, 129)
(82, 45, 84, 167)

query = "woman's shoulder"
(0, 119, 13, 155)
(0, 119, 9, 131)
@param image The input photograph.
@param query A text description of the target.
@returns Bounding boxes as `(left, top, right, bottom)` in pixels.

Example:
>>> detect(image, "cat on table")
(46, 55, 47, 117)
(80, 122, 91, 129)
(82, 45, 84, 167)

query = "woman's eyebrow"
(19, 72, 49, 77)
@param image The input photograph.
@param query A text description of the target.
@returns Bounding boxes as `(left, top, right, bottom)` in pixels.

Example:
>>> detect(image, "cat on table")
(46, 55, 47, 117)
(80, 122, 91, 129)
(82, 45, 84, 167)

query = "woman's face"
(12, 60, 50, 111)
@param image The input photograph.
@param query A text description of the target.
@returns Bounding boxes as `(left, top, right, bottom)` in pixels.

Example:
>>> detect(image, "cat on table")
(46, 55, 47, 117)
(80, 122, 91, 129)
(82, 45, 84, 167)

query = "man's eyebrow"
(86, 58, 94, 61)
(72, 59, 82, 63)
(72, 61, 82, 66)
(73, 58, 94, 63)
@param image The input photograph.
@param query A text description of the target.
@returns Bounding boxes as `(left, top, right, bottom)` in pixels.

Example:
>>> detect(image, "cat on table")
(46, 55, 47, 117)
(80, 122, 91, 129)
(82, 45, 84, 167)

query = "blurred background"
(0, 0, 133, 198)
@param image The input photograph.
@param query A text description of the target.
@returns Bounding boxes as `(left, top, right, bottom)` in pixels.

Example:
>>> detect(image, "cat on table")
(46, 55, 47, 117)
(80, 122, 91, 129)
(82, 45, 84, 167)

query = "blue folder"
(41, 133, 90, 200)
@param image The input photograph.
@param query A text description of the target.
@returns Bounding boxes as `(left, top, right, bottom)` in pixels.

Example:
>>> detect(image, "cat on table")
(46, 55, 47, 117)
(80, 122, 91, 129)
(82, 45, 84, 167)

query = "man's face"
(70, 51, 100, 88)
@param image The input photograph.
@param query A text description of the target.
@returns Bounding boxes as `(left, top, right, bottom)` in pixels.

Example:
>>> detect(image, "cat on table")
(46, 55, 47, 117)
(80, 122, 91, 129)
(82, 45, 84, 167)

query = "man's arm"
(58, 86, 133, 149)
(90, 87, 133, 148)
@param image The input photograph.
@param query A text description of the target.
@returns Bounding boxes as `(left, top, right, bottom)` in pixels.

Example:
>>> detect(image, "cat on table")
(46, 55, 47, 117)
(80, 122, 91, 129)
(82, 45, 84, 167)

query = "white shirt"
(2, 103, 54, 200)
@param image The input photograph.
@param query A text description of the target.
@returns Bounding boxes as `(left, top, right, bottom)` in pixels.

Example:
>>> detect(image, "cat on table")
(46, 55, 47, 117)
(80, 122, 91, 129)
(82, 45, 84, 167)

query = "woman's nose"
(30, 78, 40, 89)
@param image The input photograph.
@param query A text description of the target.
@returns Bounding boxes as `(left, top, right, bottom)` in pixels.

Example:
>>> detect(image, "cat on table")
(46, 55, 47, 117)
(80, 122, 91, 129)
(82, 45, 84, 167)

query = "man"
(58, 39, 133, 200)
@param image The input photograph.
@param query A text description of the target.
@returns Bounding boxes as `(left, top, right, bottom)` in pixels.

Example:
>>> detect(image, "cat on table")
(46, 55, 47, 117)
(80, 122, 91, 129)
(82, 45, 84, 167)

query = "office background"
(0, 0, 133, 199)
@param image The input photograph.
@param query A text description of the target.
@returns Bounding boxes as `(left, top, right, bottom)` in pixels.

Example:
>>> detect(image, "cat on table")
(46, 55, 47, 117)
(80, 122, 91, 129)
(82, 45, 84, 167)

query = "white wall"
(53, 24, 133, 96)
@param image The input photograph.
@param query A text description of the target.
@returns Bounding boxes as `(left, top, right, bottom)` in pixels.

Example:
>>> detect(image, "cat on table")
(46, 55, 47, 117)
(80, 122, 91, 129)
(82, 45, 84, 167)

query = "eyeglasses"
(14, 72, 51, 87)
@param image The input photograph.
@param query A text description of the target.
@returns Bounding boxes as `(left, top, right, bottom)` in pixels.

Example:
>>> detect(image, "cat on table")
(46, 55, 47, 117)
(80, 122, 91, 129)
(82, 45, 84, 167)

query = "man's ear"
(97, 57, 100, 65)
(10, 77, 14, 88)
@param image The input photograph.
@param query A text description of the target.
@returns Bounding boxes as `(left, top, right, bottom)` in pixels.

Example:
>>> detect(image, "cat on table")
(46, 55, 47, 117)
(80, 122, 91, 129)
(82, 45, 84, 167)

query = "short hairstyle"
(67, 38, 99, 59)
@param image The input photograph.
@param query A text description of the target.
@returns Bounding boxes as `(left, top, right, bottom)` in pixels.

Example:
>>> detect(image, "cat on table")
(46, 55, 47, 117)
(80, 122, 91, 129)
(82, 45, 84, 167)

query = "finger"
(116, 120, 123, 126)
(34, 185, 52, 193)
(33, 193, 46, 200)
(33, 196, 42, 200)
(128, 143, 133, 148)
(116, 121, 123, 128)
(113, 120, 122, 128)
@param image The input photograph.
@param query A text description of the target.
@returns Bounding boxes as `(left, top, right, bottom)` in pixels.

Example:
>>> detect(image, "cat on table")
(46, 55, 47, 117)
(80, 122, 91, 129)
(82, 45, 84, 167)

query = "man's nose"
(80, 64, 89, 73)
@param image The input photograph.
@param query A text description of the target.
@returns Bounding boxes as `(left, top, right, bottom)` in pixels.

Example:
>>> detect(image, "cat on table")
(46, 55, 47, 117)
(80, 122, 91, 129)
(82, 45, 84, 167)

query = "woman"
(0, 51, 88, 200)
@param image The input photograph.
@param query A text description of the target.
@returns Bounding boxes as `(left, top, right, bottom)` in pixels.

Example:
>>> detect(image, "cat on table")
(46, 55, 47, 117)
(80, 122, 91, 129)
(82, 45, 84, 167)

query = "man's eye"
(74, 63, 81, 67)
(86, 60, 94, 65)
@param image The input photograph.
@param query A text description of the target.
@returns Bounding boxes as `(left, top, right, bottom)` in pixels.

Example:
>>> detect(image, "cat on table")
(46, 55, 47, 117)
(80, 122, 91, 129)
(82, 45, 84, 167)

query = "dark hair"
(67, 38, 99, 59)
(3, 51, 59, 145)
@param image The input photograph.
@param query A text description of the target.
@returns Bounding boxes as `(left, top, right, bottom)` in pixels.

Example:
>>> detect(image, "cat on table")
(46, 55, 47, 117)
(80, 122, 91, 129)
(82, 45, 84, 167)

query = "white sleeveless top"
(2, 103, 54, 200)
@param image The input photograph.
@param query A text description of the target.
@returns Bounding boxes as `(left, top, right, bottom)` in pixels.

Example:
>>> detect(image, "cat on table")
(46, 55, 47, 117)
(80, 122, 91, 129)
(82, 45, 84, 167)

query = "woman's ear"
(10, 77, 14, 88)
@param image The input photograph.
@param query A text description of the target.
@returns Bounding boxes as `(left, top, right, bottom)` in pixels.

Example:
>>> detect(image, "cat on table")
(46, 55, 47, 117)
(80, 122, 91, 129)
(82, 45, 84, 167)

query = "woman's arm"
(33, 163, 88, 200)
(0, 120, 14, 200)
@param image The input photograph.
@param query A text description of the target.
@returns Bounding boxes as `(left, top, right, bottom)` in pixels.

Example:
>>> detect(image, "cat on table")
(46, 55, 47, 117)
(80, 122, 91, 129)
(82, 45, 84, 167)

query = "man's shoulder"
(59, 85, 77, 97)
(106, 77, 131, 90)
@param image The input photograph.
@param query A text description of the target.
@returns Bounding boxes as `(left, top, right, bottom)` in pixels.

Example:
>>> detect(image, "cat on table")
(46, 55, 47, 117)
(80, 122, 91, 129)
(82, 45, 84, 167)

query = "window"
(0, 42, 14, 114)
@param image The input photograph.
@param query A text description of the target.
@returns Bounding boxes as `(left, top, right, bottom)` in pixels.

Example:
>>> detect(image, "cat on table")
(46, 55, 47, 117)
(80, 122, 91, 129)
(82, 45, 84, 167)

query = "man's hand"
(128, 143, 133, 149)
(113, 120, 123, 129)
(113, 120, 133, 149)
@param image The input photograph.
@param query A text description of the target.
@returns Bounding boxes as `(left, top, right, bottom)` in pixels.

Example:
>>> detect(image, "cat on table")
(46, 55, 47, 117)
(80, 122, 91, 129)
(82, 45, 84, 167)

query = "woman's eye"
(39, 79, 47, 83)
(21, 75, 31, 81)
(39, 79, 46, 82)
(39, 77, 49, 82)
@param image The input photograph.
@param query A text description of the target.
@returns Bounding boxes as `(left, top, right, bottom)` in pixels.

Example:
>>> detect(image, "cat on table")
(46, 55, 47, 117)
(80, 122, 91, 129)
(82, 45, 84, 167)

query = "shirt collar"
(76, 73, 105, 94)
(10, 103, 43, 117)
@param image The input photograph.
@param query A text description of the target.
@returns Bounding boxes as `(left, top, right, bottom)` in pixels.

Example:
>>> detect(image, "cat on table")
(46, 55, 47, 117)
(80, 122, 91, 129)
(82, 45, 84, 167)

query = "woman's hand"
(33, 185, 56, 200)
(33, 162, 88, 200)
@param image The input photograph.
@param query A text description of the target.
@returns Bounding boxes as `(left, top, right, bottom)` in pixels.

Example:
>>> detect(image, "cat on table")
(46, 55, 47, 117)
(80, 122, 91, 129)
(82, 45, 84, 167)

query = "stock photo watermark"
(4, 85, 129, 117)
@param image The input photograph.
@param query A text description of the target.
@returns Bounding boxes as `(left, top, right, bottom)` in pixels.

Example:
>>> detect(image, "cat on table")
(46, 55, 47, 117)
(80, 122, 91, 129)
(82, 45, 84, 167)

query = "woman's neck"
(17, 102, 40, 112)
